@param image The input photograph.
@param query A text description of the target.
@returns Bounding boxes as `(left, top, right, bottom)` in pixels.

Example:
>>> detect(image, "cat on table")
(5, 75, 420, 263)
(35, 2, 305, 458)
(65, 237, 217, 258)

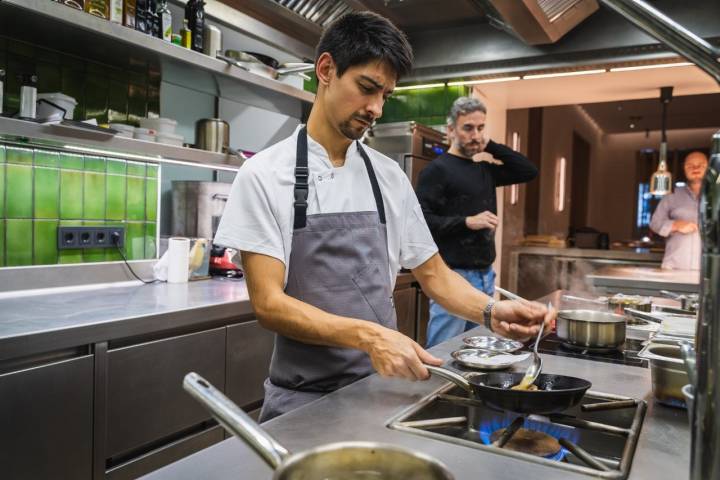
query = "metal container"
(203, 24, 222, 57)
(556, 310, 626, 350)
(195, 118, 229, 153)
(639, 344, 690, 408)
(183, 372, 454, 480)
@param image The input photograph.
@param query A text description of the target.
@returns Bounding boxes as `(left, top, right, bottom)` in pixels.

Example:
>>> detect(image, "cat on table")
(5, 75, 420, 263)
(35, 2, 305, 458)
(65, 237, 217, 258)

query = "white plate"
(451, 348, 530, 370)
(462, 335, 524, 353)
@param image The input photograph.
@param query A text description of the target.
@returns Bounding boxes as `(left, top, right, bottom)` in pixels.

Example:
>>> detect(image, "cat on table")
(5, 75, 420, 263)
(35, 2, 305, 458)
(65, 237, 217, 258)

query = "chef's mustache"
(354, 115, 375, 124)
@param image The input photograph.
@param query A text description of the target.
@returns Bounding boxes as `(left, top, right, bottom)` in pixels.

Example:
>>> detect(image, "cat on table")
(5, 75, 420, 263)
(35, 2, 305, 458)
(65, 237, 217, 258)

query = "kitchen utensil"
(18, 74, 37, 119)
(450, 348, 530, 370)
(183, 372, 455, 480)
(495, 286, 523, 302)
(556, 310, 626, 350)
(679, 341, 697, 386)
(660, 290, 699, 312)
(682, 384, 694, 427)
(561, 293, 652, 314)
(515, 316, 545, 389)
(638, 343, 690, 408)
(195, 118, 229, 153)
(218, 51, 314, 81)
(462, 335, 523, 353)
(424, 366, 591, 415)
(244, 51, 280, 69)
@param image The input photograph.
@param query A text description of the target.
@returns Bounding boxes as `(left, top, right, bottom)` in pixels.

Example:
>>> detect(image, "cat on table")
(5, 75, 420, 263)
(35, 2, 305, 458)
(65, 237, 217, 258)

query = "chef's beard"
(338, 115, 374, 140)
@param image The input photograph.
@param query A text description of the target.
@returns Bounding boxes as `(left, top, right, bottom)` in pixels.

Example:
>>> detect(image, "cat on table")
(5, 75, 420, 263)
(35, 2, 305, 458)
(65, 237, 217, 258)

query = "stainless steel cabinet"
(106, 328, 226, 460)
(0, 355, 94, 479)
(226, 320, 275, 409)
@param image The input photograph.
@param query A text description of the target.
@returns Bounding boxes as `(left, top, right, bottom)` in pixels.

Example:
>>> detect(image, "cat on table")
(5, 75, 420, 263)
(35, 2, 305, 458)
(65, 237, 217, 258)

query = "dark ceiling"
(355, 0, 486, 32)
(580, 93, 720, 134)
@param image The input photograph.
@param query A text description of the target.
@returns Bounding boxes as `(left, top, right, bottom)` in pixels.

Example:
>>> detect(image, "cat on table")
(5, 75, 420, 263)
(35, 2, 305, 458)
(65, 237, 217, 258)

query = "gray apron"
(259, 127, 397, 422)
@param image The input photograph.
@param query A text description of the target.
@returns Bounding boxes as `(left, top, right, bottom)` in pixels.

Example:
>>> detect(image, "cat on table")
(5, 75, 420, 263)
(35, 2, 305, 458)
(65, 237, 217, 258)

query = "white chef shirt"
(214, 126, 438, 288)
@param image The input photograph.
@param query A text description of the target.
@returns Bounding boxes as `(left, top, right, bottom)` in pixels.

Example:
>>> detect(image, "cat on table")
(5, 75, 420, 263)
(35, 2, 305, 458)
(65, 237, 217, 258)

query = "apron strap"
(293, 128, 386, 229)
(356, 141, 386, 225)
(293, 127, 310, 229)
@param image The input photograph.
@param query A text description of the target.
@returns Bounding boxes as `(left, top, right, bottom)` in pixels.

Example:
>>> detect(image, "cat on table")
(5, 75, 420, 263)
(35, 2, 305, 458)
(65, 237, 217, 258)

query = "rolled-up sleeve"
(650, 196, 674, 237)
(214, 162, 285, 264)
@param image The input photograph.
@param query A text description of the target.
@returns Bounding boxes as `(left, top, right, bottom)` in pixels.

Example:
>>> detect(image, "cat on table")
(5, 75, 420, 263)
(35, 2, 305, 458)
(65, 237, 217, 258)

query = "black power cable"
(111, 232, 163, 284)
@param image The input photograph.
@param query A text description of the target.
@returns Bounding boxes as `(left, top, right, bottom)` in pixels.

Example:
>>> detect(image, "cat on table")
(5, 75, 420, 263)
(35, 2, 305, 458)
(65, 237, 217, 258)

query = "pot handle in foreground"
(183, 372, 290, 470)
(425, 365, 474, 394)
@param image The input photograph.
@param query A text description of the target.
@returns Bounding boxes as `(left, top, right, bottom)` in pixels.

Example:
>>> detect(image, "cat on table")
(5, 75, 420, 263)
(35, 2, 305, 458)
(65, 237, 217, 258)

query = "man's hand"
(492, 299, 555, 342)
(672, 220, 698, 234)
(360, 325, 443, 381)
(466, 211, 498, 230)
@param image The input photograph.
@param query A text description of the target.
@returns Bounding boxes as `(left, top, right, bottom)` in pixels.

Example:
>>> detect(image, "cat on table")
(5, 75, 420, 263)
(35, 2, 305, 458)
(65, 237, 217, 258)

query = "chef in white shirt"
(214, 11, 554, 422)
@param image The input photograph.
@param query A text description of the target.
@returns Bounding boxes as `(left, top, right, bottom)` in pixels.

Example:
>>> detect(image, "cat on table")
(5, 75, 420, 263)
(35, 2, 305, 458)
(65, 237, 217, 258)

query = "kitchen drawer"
(106, 327, 226, 459)
(226, 320, 275, 409)
(0, 355, 94, 479)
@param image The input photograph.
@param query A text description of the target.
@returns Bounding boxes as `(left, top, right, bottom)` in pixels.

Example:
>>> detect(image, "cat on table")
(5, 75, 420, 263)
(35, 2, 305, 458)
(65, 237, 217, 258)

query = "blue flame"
(476, 414, 580, 462)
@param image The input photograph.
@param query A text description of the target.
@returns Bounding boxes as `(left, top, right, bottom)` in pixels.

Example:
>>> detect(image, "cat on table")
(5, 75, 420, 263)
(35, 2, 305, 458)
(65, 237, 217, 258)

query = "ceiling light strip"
(394, 83, 446, 91)
(523, 69, 607, 80)
(609, 62, 694, 72)
(447, 76, 521, 86)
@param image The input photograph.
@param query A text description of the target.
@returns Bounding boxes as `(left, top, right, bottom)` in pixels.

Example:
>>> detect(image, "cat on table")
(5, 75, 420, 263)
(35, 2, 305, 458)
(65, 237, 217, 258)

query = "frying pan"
(426, 366, 591, 415)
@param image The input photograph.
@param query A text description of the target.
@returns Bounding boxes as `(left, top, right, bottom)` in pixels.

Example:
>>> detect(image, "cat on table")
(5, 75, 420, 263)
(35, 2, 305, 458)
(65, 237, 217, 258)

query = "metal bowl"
(451, 348, 530, 370)
(462, 336, 524, 353)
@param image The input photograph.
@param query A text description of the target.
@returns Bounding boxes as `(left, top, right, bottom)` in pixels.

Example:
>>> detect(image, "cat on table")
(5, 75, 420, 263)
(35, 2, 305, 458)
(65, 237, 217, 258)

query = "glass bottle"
(84, 0, 109, 18)
(158, 0, 172, 41)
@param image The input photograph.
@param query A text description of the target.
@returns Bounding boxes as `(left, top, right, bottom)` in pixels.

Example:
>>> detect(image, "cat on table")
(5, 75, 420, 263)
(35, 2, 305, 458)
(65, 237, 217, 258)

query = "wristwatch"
(483, 299, 495, 332)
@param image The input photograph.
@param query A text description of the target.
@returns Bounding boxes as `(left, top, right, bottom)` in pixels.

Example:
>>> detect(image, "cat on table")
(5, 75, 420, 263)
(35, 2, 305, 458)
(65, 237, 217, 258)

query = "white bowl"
(110, 123, 135, 138)
(37, 92, 77, 120)
(139, 117, 178, 134)
(134, 127, 156, 142)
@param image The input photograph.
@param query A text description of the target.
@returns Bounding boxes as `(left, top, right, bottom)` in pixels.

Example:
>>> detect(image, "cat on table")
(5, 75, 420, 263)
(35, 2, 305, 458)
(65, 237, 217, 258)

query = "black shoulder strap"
(293, 127, 310, 229)
(356, 141, 386, 225)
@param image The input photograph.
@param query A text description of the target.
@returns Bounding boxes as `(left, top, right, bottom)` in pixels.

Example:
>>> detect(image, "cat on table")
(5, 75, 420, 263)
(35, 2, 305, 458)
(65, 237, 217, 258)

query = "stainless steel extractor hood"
(480, 0, 600, 44)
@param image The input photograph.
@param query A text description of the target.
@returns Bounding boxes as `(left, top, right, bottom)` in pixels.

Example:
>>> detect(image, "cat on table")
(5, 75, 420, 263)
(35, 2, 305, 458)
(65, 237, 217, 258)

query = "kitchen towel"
(167, 237, 190, 283)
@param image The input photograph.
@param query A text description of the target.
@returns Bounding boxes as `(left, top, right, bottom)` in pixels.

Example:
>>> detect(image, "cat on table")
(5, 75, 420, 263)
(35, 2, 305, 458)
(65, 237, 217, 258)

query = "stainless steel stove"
(388, 383, 646, 479)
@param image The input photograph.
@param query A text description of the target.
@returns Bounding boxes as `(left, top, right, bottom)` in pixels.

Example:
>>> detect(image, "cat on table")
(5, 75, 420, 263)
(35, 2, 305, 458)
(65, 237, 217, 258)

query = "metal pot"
(196, 118, 230, 153)
(556, 310, 626, 350)
(183, 372, 454, 480)
(638, 344, 690, 408)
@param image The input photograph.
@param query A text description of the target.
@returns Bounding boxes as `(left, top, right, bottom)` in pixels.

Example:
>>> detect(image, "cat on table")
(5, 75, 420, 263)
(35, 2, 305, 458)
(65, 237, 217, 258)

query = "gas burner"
(388, 384, 646, 479)
(490, 426, 561, 458)
(538, 333, 648, 368)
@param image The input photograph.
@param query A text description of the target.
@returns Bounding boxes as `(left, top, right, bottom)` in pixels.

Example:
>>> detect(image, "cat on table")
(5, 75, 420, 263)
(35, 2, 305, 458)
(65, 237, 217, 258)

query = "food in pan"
(511, 383, 538, 391)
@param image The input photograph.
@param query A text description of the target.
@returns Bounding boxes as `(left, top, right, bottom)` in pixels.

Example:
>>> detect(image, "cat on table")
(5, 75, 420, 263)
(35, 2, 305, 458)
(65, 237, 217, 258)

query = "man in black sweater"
(416, 96, 538, 347)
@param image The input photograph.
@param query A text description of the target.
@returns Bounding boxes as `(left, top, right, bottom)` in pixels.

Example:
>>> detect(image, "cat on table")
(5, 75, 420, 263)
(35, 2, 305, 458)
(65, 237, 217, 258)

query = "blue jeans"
(426, 267, 495, 348)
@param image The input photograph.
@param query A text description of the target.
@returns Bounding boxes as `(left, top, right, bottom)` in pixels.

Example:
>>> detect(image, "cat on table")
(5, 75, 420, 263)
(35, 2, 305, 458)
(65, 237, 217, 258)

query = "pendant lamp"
(650, 86, 674, 196)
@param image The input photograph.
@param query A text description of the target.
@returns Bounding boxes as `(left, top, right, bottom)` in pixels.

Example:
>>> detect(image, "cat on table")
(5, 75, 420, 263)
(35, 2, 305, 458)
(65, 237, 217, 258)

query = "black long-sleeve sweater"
(416, 140, 538, 269)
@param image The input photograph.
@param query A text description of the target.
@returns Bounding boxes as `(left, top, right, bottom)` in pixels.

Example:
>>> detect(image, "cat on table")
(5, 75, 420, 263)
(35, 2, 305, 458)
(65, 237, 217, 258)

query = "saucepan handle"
(183, 372, 290, 470)
(424, 365, 474, 394)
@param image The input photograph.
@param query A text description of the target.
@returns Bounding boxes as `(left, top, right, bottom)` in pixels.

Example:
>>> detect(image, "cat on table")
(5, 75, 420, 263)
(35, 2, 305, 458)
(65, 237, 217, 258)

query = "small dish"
(451, 348, 530, 370)
(463, 335, 524, 353)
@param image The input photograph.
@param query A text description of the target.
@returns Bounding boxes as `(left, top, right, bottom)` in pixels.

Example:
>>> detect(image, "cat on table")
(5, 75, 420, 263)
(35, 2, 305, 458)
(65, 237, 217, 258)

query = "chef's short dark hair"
(316, 11, 413, 80)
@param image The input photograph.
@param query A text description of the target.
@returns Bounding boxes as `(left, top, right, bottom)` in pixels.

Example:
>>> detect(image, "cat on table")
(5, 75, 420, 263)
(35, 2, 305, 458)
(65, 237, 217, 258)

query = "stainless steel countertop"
(0, 278, 253, 362)
(141, 329, 691, 480)
(588, 266, 700, 295)
(511, 246, 664, 262)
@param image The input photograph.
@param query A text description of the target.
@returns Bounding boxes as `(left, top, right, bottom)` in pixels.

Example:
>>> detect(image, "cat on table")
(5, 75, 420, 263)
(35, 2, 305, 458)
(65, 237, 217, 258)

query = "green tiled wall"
(0, 143, 159, 267)
(0, 36, 160, 124)
(379, 85, 469, 126)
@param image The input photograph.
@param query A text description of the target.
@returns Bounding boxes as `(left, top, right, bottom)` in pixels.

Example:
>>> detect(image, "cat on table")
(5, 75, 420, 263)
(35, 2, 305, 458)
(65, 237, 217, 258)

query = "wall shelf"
(0, 0, 315, 106)
(0, 117, 242, 171)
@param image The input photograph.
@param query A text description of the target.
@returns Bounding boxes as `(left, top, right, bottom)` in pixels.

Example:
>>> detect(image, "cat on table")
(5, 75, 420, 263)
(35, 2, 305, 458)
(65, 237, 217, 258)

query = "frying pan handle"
(624, 308, 664, 323)
(424, 365, 474, 393)
(183, 372, 290, 470)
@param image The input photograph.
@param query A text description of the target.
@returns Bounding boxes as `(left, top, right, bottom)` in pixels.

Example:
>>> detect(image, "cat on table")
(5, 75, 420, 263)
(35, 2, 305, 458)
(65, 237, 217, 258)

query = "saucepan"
(183, 372, 454, 480)
(555, 309, 627, 350)
(425, 366, 591, 415)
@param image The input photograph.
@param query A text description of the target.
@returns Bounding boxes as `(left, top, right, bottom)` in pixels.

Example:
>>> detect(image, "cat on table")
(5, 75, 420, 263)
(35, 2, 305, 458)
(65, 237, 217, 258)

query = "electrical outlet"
(57, 226, 126, 250)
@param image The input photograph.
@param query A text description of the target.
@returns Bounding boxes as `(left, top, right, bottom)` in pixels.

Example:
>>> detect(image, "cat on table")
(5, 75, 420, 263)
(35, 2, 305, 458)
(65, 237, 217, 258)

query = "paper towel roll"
(167, 237, 190, 283)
